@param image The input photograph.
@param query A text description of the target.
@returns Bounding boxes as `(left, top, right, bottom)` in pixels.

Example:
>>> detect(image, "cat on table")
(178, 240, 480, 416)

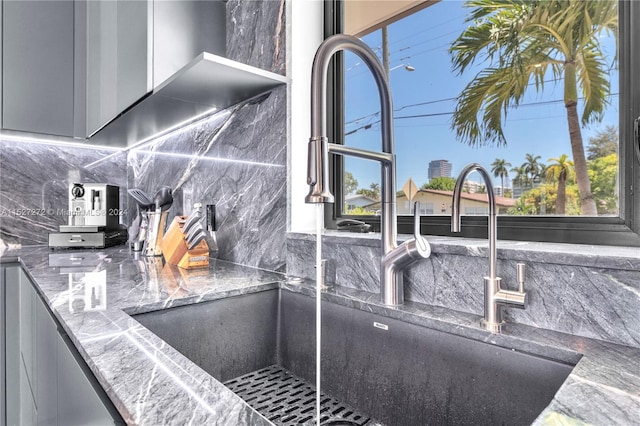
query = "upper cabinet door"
(2, 0, 75, 137)
(86, 0, 152, 136)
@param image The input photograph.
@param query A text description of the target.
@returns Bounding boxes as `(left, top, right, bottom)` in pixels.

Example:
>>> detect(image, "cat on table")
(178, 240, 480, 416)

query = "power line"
(345, 84, 616, 127)
(346, 97, 456, 127)
(387, 13, 468, 47)
(345, 94, 619, 135)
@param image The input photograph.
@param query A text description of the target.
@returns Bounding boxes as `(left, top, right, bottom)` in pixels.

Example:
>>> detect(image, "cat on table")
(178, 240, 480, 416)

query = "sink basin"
(132, 289, 575, 425)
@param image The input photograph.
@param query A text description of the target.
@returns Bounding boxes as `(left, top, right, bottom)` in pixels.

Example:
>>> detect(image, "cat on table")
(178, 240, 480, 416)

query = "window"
(327, 0, 640, 246)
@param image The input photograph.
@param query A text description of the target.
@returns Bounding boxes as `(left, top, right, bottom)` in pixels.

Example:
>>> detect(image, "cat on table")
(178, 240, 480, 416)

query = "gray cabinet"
(57, 331, 121, 426)
(2, 265, 124, 425)
(86, 0, 152, 136)
(35, 285, 59, 425)
(0, 267, 4, 425)
(1, 1, 77, 137)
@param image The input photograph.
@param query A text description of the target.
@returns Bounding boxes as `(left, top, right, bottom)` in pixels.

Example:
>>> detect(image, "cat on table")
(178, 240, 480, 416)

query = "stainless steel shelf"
(88, 52, 288, 148)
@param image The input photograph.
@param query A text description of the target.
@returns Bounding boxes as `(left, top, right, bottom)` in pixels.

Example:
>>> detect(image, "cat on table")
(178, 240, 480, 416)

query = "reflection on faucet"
(305, 34, 430, 306)
(451, 163, 527, 332)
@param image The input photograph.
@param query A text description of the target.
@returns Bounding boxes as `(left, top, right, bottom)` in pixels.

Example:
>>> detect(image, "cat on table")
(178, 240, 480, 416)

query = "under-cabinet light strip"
(131, 150, 285, 168)
(0, 132, 123, 152)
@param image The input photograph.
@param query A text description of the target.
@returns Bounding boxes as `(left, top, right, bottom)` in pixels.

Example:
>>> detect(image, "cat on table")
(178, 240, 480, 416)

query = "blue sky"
(343, 0, 619, 189)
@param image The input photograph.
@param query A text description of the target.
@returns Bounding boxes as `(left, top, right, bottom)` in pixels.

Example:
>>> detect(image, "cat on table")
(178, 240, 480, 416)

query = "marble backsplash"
(126, 0, 287, 271)
(227, 0, 286, 75)
(128, 86, 287, 272)
(0, 140, 128, 248)
(286, 232, 640, 348)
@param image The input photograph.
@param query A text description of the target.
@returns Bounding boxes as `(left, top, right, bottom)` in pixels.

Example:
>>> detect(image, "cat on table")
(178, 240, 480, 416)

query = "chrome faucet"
(305, 34, 430, 306)
(451, 163, 527, 332)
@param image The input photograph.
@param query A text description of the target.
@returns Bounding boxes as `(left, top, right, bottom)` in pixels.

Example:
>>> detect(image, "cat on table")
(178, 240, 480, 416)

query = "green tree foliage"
(510, 165, 528, 190)
(343, 206, 375, 216)
(588, 153, 618, 214)
(344, 171, 359, 195)
(546, 154, 575, 215)
(522, 154, 544, 188)
(421, 177, 457, 191)
(356, 183, 381, 200)
(587, 125, 618, 160)
(450, 0, 617, 215)
(491, 158, 512, 191)
(508, 183, 579, 215)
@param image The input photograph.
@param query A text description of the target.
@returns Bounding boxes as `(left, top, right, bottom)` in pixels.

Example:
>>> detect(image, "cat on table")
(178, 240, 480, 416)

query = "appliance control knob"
(71, 183, 85, 198)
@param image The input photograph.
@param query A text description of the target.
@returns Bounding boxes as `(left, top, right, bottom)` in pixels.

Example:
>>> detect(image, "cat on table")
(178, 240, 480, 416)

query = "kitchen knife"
(187, 230, 207, 250)
(182, 203, 202, 235)
(185, 222, 204, 246)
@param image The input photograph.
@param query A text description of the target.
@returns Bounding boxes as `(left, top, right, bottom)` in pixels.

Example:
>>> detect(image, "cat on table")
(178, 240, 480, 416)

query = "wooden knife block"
(162, 216, 209, 269)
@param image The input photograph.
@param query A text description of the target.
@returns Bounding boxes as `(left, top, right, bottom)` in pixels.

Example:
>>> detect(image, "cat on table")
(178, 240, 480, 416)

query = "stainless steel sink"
(132, 289, 575, 426)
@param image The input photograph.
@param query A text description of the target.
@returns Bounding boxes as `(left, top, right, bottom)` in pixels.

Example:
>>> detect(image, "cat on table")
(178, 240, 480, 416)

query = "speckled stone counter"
(2, 245, 639, 425)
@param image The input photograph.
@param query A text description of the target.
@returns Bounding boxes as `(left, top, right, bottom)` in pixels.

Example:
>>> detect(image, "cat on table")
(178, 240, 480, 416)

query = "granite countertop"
(2, 245, 639, 425)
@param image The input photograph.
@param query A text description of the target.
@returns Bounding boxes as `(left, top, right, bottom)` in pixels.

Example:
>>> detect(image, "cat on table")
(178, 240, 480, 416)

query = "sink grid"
(224, 365, 376, 426)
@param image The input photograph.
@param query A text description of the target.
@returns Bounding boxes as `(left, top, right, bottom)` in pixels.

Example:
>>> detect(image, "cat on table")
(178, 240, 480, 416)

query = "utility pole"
(382, 26, 390, 77)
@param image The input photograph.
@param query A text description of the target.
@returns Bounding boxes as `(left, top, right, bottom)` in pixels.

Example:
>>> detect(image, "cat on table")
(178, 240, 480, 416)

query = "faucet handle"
(516, 263, 526, 293)
(413, 201, 421, 237)
(412, 202, 431, 257)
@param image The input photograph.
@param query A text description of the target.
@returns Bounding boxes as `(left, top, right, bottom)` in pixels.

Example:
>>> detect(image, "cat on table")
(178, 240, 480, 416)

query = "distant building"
(463, 180, 485, 194)
(428, 160, 452, 181)
(393, 189, 517, 215)
(494, 186, 508, 197)
(512, 177, 542, 198)
(344, 194, 379, 212)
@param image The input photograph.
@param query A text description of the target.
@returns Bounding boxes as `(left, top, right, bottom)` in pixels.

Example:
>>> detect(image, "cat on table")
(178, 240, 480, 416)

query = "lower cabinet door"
(57, 331, 122, 426)
(35, 284, 59, 426)
(3, 265, 124, 425)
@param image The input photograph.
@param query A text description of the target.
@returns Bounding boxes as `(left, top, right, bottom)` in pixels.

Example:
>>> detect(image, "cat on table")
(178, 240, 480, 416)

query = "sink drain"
(224, 365, 376, 425)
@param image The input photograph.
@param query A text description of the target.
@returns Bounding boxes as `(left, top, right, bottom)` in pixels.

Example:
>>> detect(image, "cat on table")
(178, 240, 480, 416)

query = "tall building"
(428, 160, 452, 181)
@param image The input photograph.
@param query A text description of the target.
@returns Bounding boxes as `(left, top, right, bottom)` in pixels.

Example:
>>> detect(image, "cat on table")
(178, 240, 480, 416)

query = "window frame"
(326, 0, 640, 247)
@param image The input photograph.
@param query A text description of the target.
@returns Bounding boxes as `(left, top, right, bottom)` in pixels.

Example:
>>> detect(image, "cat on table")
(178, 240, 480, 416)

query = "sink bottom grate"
(224, 365, 377, 426)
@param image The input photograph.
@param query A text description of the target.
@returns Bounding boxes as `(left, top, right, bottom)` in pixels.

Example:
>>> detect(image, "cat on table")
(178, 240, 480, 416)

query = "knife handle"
(206, 204, 216, 232)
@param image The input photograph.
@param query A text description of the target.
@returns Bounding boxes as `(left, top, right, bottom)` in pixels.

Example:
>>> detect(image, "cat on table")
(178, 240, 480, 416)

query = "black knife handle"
(206, 204, 216, 232)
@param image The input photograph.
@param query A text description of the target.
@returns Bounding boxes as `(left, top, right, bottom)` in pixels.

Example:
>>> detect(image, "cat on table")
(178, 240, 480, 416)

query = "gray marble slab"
(287, 231, 640, 348)
(5, 246, 282, 425)
(128, 85, 287, 272)
(3, 245, 638, 425)
(0, 139, 128, 248)
(227, 0, 286, 75)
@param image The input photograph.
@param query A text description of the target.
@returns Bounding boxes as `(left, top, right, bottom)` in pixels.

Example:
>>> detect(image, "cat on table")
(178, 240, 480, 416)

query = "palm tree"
(546, 154, 575, 214)
(491, 158, 512, 195)
(449, 0, 617, 215)
(522, 153, 542, 189)
(510, 165, 528, 196)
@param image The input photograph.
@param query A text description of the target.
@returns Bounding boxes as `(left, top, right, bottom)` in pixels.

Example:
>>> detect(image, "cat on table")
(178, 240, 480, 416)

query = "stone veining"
(287, 232, 640, 348)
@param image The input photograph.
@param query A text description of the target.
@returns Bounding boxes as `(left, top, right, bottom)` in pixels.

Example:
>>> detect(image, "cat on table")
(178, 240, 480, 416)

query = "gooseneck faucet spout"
(306, 34, 430, 306)
(452, 163, 527, 332)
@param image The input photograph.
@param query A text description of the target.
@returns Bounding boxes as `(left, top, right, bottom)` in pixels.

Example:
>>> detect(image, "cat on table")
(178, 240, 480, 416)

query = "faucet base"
(480, 319, 506, 333)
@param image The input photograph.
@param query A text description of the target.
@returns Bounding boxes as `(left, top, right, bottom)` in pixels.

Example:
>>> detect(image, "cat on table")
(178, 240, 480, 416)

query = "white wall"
(287, 0, 325, 232)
